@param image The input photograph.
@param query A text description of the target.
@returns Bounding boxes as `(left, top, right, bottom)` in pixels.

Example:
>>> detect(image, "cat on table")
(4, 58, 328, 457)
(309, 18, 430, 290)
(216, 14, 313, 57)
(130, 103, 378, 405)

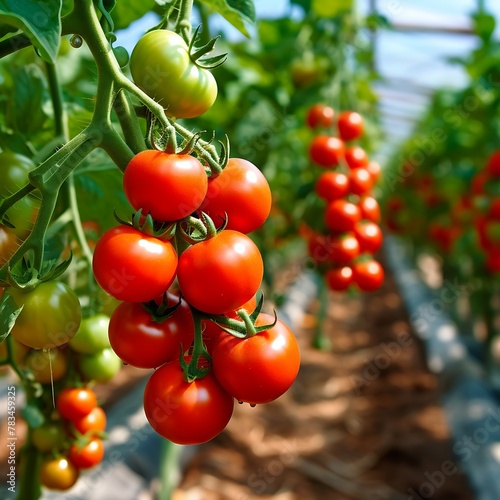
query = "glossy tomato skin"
(344, 145, 369, 169)
(123, 151, 208, 222)
(108, 297, 194, 369)
(143, 359, 234, 445)
(68, 438, 104, 469)
(40, 457, 79, 491)
(177, 230, 263, 314)
(130, 30, 217, 118)
(212, 313, 300, 405)
(8, 281, 81, 350)
(337, 111, 364, 142)
(358, 196, 381, 224)
(352, 260, 384, 292)
(200, 158, 272, 234)
(69, 314, 111, 354)
(325, 199, 362, 233)
(72, 406, 106, 436)
(306, 104, 334, 129)
(308, 233, 359, 265)
(25, 348, 67, 384)
(325, 267, 353, 291)
(78, 348, 122, 383)
(57, 387, 97, 421)
(92, 225, 177, 303)
(309, 135, 345, 167)
(366, 161, 382, 182)
(353, 221, 383, 254)
(349, 168, 374, 195)
(0, 226, 18, 266)
(315, 171, 349, 201)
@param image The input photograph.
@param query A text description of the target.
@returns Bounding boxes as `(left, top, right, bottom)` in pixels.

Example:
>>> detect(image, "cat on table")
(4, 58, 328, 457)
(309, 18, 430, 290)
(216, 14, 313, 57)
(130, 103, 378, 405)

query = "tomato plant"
(143, 358, 234, 445)
(309, 135, 345, 167)
(352, 260, 384, 292)
(72, 406, 107, 436)
(56, 388, 98, 421)
(306, 104, 335, 129)
(315, 171, 350, 201)
(325, 267, 353, 291)
(337, 111, 364, 142)
(68, 438, 105, 469)
(325, 199, 362, 233)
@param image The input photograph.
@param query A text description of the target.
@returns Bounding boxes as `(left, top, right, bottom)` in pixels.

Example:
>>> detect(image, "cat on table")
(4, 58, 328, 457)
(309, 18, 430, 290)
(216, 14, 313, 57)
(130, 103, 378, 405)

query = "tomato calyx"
(143, 293, 183, 323)
(188, 25, 228, 69)
(115, 210, 177, 240)
(179, 212, 224, 244)
(208, 293, 277, 339)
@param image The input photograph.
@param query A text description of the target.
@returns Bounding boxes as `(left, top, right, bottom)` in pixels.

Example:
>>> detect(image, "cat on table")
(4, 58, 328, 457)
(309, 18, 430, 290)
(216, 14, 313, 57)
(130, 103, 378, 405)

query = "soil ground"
(171, 268, 474, 500)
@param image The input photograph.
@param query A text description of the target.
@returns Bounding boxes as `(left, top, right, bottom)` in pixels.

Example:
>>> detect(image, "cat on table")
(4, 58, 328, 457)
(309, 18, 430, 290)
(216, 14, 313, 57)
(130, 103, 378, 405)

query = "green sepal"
(189, 25, 228, 69)
(0, 292, 24, 342)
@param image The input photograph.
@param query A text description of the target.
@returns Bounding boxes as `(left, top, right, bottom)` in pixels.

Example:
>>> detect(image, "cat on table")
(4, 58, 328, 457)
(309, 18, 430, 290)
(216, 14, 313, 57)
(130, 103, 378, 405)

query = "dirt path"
(172, 269, 474, 500)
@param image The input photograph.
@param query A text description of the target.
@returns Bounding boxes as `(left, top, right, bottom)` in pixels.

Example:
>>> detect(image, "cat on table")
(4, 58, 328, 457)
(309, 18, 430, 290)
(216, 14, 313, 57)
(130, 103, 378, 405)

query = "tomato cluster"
(36, 387, 106, 490)
(305, 105, 385, 292)
(90, 149, 299, 445)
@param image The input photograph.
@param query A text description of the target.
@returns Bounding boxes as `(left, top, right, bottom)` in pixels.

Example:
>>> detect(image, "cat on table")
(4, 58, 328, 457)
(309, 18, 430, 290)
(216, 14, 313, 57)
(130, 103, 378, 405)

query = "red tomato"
(358, 196, 381, 223)
(308, 233, 359, 265)
(352, 260, 384, 292)
(353, 221, 383, 254)
(325, 267, 353, 291)
(366, 161, 381, 182)
(486, 150, 500, 177)
(325, 199, 362, 233)
(68, 438, 104, 469)
(337, 111, 364, 141)
(72, 406, 106, 436)
(200, 158, 272, 234)
(344, 145, 369, 169)
(212, 313, 300, 405)
(143, 358, 234, 445)
(315, 171, 349, 201)
(108, 296, 194, 369)
(309, 135, 345, 167)
(92, 225, 177, 303)
(177, 230, 263, 314)
(472, 171, 489, 195)
(486, 249, 500, 273)
(349, 167, 374, 195)
(56, 388, 97, 422)
(0, 226, 18, 266)
(123, 150, 208, 222)
(306, 104, 334, 129)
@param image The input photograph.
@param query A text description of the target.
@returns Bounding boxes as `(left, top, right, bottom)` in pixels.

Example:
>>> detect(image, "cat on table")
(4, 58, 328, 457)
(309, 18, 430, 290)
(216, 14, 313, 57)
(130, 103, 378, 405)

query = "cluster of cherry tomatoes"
(35, 387, 106, 490)
(305, 104, 385, 292)
(90, 149, 300, 445)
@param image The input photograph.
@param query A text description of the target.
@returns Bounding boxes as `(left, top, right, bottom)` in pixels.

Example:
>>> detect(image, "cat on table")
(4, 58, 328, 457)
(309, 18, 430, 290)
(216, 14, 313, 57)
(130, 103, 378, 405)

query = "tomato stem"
(175, 0, 193, 44)
(184, 309, 211, 382)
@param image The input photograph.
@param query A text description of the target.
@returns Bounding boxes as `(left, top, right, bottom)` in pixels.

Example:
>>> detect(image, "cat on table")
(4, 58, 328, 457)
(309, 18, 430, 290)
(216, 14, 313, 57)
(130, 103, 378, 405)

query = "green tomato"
(7, 281, 82, 350)
(0, 150, 39, 238)
(130, 30, 218, 119)
(69, 314, 111, 354)
(32, 422, 66, 452)
(78, 348, 122, 383)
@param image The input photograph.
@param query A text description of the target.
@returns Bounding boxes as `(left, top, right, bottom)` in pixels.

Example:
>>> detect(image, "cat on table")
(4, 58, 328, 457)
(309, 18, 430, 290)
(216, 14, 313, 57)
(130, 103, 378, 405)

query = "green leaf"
(198, 0, 255, 37)
(0, 292, 23, 342)
(0, 0, 62, 62)
(112, 0, 156, 30)
(21, 403, 45, 428)
(8, 64, 48, 135)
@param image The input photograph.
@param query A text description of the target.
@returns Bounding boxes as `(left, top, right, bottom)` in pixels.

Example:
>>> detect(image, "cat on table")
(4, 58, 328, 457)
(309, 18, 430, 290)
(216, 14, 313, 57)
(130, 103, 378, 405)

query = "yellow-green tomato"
(130, 30, 218, 119)
(25, 348, 68, 384)
(32, 422, 66, 452)
(69, 314, 111, 354)
(78, 347, 122, 383)
(7, 281, 82, 349)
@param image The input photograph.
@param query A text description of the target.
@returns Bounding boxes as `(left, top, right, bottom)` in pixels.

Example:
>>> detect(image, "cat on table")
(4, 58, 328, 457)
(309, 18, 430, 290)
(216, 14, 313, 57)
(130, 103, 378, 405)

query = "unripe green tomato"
(78, 348, 122, 382)
(113, 45, 129, 67)
(0, 151, 39, 239)
(32, 422, 66, 452)
(69, 314, 111, 354)
(130, 30, 218, 118)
